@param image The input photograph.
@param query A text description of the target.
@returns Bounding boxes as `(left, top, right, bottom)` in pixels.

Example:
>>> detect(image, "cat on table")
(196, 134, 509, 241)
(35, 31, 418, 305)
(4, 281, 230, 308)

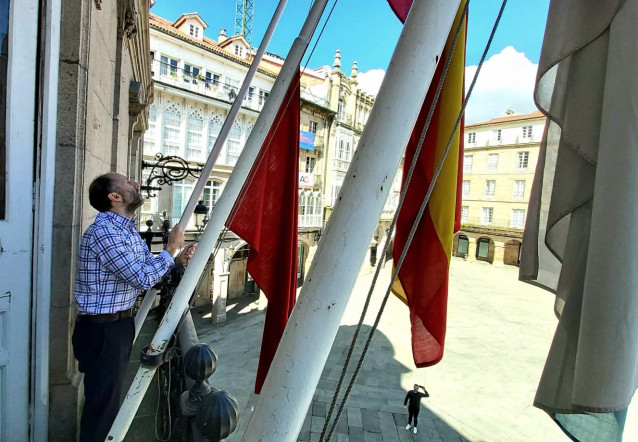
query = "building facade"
(453, 111, 546, 265)
(142, 11, 385, 320)
(143, 11, 338, 319)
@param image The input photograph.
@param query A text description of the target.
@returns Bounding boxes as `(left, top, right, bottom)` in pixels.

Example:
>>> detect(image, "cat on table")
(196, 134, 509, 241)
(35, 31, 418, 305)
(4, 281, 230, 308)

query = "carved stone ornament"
(124, 7, 138, 38)
(94, 0, 102, 10)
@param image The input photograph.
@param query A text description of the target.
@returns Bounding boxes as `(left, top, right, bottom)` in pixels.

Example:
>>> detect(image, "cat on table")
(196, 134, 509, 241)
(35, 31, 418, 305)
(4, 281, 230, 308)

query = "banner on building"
(300, 130, 315, 150)
(299, 172, 314, 189)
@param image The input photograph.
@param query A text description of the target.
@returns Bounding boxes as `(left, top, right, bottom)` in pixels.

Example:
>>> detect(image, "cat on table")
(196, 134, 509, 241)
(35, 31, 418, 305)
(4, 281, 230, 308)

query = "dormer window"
(174, 13, 208, 41)
(188, 24, 200, 37)
(234, 45, 244, 57)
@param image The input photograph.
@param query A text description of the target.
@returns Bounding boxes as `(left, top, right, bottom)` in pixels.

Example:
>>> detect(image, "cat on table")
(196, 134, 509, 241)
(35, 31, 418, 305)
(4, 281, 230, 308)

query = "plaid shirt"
(75, 211, 174, 315)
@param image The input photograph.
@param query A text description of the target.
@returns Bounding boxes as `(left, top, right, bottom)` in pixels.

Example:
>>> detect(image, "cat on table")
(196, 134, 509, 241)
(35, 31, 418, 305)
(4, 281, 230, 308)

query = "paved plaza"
(190, 258, 574, 442)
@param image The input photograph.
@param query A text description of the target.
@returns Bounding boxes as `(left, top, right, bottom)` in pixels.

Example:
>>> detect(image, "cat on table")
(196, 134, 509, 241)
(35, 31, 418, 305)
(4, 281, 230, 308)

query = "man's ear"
(108, 192, 122, 204)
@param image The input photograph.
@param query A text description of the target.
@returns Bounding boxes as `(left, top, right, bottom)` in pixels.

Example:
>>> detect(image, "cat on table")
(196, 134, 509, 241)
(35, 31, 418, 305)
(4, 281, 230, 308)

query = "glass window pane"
(477, 240, 489, 258)
(458, 237, 469, 255)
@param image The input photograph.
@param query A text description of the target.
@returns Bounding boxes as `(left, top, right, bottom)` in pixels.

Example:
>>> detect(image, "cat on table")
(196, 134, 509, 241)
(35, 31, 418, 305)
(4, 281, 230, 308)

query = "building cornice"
(460, 224, 524, 239)
(465, 141, 542, 152)
(149, 22, 278, 79)
(466, 112, 546, 129)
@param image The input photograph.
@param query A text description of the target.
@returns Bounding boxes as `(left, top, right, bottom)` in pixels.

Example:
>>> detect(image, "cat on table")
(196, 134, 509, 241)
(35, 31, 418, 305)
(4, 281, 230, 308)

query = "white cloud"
(464, 46, 539, 124)
(357, 69, 386, 96)
(357, 47, 539, 125)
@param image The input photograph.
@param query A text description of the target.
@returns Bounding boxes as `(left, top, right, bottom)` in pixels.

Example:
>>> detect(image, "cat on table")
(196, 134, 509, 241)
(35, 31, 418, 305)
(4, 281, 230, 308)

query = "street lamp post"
(194, 200, 209, 233)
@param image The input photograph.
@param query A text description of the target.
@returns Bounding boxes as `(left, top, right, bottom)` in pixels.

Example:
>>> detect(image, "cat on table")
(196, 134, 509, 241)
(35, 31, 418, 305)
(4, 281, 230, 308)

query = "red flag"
(226, 70, 300, 393)
(387, 0, 412, 22)
(392, 2, 466, 367)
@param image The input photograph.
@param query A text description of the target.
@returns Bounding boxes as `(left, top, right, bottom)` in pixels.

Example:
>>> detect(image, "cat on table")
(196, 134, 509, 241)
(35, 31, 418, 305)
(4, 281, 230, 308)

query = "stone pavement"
(189, 258, 580, 442)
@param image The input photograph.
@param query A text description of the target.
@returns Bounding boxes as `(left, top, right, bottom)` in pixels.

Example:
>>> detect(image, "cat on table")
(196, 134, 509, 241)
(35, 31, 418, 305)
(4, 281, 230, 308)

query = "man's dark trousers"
(408, 406, 420, 427)
(72, 317, 135, 442)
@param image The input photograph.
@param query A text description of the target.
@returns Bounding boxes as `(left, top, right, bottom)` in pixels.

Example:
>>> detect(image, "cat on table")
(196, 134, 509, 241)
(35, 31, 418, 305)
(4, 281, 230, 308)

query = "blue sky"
(150, 0, 551, 123)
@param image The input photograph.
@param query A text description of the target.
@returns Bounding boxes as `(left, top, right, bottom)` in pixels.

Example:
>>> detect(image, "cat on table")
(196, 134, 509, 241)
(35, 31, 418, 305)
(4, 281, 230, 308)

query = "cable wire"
(320, 2, 467, 437)
(320, 0, 509, 439)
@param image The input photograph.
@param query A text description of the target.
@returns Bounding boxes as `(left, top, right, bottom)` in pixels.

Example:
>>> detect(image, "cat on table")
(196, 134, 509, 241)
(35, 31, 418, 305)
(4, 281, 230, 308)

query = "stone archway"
(454, 233, 470, 258)
(228, 244, 252, 300)
(504, 240, 522, 266)
(476, 237, 495, 264)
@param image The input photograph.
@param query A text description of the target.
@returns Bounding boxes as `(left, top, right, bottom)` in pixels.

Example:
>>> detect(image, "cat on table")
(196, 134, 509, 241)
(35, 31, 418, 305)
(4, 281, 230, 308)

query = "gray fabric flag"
(520, 0, 637, 440)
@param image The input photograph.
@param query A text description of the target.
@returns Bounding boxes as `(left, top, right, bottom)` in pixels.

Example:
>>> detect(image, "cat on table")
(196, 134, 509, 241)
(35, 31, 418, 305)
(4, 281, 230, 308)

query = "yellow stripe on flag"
(429, 3, 466, 263)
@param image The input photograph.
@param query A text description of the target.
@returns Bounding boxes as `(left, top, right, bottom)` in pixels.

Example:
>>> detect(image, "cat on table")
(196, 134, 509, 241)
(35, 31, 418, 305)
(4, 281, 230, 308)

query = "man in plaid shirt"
(72, 172, 196, 442)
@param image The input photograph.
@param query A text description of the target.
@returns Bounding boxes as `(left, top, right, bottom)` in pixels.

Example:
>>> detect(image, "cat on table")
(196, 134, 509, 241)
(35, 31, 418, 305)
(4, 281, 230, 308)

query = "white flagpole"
(242, 1, 462, 440)
(133, 0, 288, 340)
(176, 2, 288, 231)
(107, 1, 328, 440)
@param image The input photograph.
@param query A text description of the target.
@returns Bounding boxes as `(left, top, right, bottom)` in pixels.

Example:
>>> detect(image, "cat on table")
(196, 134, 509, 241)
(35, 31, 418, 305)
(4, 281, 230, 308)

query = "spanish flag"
(391, 1, 466, 367)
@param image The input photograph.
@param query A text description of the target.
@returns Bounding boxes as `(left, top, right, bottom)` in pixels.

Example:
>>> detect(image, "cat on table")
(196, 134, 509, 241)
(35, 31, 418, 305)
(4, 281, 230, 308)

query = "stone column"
(493, 240, 505, 267)
(211, 249, 228, 325)
(212, 273, 229, 326)
(467, 237, 477, 261)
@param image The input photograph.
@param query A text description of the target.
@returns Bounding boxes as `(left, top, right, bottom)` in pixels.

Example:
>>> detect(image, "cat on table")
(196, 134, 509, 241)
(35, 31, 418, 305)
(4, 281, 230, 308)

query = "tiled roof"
(466, 110, 545, 128)
(173, 12, 208, 29)
(149, 13, 279, 78)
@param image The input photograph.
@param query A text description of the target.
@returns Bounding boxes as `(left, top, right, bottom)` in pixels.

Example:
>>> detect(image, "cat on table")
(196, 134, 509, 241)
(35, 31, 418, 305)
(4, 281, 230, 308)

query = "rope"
(224, 0, 338, 229)
(319, 2, 467, 438)
(158, 0, 341, 412)
(320, 0, 509, 439)
(170, 0, 340, 334)
(155, 357, 172, 441)
(146, 2, 341, 439)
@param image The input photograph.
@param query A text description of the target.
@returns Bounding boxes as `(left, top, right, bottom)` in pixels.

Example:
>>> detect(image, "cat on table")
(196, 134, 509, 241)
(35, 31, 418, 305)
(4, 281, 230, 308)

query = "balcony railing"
(462, 216, 524, 229)
(299, 213, 323, 228)
(332, 159, 350, 172)
(152, 60, 266, 112)
(336, 112, 353, 125)
(300, 90, 329, 108)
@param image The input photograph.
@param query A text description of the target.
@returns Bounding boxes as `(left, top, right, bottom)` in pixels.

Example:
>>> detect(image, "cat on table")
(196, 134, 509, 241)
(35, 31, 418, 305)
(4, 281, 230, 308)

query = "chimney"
(218, 28, 227, 43)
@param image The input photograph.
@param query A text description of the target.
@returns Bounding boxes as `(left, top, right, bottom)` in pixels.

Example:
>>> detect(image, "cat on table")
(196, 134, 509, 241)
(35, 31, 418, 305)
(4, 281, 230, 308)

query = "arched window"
(207, 114, 223, 157)
(245, 120, 254, 141)
(226, 121, 242, 166)
(186, 112, 204, 161)
(203, 180, 222, 209)
(476, 237, 491, 260)
(144, 105, 158, 153)
(162, 105, 182, 156)
(172, 178, 194, 225)
(299, 190, 323, 228)
(457, 234, 469, 256)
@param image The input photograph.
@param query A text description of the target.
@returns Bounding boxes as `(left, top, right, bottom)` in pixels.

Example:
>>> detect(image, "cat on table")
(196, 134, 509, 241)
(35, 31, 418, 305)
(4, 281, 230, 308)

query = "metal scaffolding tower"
(235, 0, 254, 47)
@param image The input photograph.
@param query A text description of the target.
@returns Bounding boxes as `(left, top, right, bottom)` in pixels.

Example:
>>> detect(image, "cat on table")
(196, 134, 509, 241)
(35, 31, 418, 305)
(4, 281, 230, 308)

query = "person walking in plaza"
(72, 172, 196, 442)
(404, 383, 430, 434)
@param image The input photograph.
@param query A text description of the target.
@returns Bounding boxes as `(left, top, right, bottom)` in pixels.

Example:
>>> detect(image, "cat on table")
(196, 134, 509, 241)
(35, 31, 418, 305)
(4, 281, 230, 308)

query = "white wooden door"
(0, 0, 38, 439)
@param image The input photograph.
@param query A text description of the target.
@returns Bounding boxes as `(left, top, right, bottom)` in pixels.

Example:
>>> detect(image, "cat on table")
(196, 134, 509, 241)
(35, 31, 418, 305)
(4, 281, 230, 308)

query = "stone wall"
(453, 227, 523, 267)
(49, 0, 152, 438)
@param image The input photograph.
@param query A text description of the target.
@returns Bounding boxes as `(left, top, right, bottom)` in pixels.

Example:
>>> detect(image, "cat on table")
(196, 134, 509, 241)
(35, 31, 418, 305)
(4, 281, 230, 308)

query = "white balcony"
(332, 159, 350, 172)
(152, 60, 266, 112)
